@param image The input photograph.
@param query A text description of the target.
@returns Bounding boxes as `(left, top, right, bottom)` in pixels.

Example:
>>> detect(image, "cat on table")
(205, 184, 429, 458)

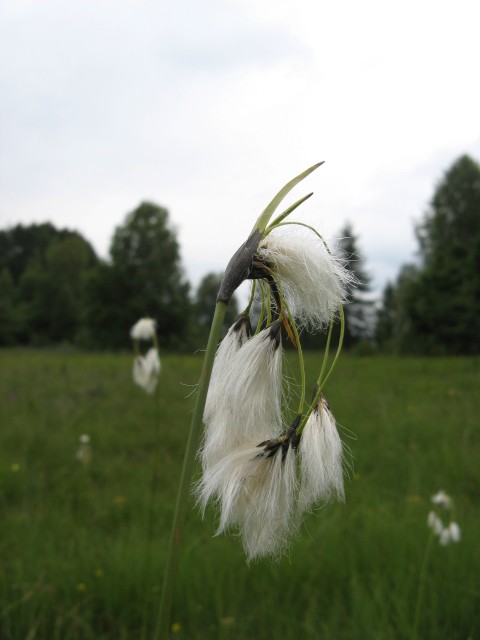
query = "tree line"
(0, 202, 239, 351)
(0, 153, 479, 354)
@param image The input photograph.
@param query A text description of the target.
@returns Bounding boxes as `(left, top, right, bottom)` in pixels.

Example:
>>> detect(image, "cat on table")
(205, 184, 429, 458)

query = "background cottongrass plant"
(427, 490, 461, 546)
(412, 489, 462, 640)
(75, 433, 92, 466)
(130, 317, 161, 394)
(157, 163, 354, 635)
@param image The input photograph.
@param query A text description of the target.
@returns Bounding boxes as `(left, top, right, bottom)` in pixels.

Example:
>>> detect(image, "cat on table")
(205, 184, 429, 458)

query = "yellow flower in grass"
(171, 622, 181, 633)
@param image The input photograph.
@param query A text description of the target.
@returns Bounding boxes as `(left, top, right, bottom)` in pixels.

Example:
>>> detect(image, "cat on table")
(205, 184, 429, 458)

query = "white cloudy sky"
(1, 0, 479, 297)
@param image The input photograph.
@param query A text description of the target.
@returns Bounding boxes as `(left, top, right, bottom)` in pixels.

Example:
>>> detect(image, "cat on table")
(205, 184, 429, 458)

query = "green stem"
(412, 532, 435, 640)
(297, 305, 345, 435)
(154, 302, 228, 639)
(140, 388, 161, 640)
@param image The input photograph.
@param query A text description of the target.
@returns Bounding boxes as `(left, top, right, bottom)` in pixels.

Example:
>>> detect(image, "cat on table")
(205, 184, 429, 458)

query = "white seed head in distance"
(298, 396, 344, 514)
(132, 347, 160, 394)
(447, 521, 461, 542)
(130, 317, 156, 341)
(76, 435, 92, 465)
(427, 511, 444, 536)
(439, 527, 451, 545)
(431, 490, 452, 510)
(257, 231, 355, 331)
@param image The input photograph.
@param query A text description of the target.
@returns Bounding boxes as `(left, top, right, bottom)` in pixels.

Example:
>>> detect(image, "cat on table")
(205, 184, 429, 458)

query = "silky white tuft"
(200, 324, 283, 470)
(76, 433, 92, 465)
(438, 520, 462, 545)
(203, 318, 250, 424)
(431, 490, 452, 510)
(427, 510, 444, 536)
(195, 442, 298, 561)
(447, 521, 461, 542)
(298, 396, 344, 513)
(130, 317, 156, 341)
(257, 231, 354, 330)
(133, 347, 161, 394)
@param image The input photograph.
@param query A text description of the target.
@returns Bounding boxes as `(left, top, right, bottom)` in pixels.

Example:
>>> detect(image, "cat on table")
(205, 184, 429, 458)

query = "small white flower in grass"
(256, 231, 354, 331)
(427, 510, 444, 536)
(298, 395, 344, 512)
(76, 434, 92, 465)
(440, 521, 461, 545)
(133, 347, 161, 394)
(130, 317, 156, 341)
(431, 490, 452, 510)
(428, 490, 461, 545)
(447, 521, 461, 542)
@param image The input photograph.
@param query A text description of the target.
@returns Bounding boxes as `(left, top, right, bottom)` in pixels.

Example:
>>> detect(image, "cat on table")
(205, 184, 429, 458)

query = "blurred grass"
(0, 349, 479, 639)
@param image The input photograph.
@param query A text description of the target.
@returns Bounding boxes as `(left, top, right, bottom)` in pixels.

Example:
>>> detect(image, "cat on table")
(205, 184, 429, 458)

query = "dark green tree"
(336, 222, 374, 349)
(0, 223, 98, 345)
(400, 154, 480, 354)
(86, 202, 191, 350)
(0, 269, 16, 345)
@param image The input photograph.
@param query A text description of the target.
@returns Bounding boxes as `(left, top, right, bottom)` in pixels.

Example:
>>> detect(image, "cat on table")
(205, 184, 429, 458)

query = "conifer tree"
(402, 155, 480, 353)
(336, 222, 373, 348)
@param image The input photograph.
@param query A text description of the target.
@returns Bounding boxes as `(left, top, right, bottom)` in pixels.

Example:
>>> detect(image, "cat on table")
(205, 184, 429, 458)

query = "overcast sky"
(1, 0, 479, 297)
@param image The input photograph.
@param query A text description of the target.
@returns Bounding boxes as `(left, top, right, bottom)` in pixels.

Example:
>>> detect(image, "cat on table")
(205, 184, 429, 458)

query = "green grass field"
(0, 349, 479, 639)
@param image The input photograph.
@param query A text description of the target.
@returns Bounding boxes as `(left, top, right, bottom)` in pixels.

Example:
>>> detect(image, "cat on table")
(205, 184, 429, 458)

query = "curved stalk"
(297, 305, 345, 435)
(154, 302, 228, 639)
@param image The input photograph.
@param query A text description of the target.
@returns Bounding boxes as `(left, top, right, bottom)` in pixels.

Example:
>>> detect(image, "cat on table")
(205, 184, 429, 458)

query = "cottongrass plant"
(427, 490, 461, 546)
(130, 317, 161, 394)
(75, 434, 92, 466)
(412, 490, 462, 640)
(157, 162, 353, 637)
(129, 317, 164, 638)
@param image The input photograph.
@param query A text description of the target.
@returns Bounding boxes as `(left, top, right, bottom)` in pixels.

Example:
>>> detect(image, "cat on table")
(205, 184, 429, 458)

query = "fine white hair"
(196, 443, 298, 561)
(257, 230, 354, 331)
(132, 347, 160, 394)
(130, 317, 156, 341)
(200, 324, 283, 470)
(298, 397, 344, 513)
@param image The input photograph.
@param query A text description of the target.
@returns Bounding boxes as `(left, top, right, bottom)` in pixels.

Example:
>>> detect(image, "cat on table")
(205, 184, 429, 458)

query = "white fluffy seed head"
(200, 324, 283, 470)
(225, 325, 283, 439)
(239, 445, 298, 562)
(130, 317, 156, 341)
(257, 231, 354, 331)
(203, 317, 250, 424)
(195, 443, 298, 561)
(447, 521, 461, 542)
(431, 490, 452, 510)
(427, 510, 444, 536)
(439, 527, 451, 545)
(298, 396, 344, 513)
(132, 347, 160, 394)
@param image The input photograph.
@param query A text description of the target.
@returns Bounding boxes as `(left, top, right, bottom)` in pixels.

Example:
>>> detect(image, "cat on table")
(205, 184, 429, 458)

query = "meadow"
(0, 349, 479, 639)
